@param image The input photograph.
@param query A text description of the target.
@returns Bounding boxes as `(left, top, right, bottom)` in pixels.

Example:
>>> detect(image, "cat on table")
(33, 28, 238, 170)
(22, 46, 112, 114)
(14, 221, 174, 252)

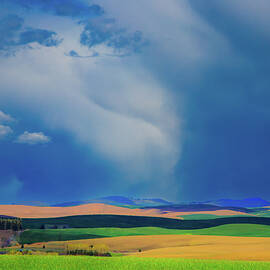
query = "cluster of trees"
(0, 218, 22, 231)
(65, 243, 111, 257)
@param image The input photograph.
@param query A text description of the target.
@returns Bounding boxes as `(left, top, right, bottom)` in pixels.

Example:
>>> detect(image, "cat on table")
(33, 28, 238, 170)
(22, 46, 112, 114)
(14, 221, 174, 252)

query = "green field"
(255, 211, 270, 217)
(0, 255, 270, 270)
(20, 224, 270, 244)
(180, 214, 250, 220)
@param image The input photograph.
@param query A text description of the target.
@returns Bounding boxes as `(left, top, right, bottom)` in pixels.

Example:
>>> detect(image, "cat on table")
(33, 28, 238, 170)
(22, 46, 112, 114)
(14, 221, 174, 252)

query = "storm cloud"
(0, 0, 269, 203)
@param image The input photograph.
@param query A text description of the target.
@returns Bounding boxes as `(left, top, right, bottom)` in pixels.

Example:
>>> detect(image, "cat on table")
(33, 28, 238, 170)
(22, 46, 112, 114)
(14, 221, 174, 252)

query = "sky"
(0, 0, 269, 204)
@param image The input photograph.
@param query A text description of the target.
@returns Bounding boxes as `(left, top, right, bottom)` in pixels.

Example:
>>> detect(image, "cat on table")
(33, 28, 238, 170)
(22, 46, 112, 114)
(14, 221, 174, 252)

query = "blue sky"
(0, 0, 269, 204)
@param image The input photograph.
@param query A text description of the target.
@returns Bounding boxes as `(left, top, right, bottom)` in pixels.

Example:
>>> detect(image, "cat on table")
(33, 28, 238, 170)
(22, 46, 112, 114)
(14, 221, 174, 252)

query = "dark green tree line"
(0, 218, 22, 231)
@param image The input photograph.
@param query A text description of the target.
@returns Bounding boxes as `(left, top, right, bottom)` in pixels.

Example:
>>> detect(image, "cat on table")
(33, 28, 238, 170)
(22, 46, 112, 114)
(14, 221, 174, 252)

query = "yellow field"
(26, 234, 270, 261)
(0, 203, 249, 219)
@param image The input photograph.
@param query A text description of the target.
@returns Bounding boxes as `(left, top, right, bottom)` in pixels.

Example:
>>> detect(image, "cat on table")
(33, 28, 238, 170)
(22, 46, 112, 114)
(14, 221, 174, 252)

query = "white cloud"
(0, 40, 179, 180)
(0, 125, 13, 138)
(0, 110, 14, 123)
(98, 0, 230, 65)
(0, 0, 229, 186)
(15, 131, 51, 145)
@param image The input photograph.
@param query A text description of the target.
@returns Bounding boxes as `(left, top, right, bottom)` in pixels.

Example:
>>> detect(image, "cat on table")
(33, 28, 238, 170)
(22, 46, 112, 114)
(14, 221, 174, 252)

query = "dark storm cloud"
(19, 29, 62, 47)
(0, 14, 62, 55)
(8, 0, 104, 18)
(1, 0, 270, 203)
(3, 1, 146, 56)
(189, 0, 270, 64)
(80, 18, 147, 55)
(0, 15, 24, 50)
(173, 1, 270, 201)
(65, 50, 99, 58)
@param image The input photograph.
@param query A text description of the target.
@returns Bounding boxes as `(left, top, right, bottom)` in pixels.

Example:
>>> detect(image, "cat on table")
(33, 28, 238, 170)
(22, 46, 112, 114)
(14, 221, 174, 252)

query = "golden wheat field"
(0, 204, 250, 219)
(25, 234, 270, 261)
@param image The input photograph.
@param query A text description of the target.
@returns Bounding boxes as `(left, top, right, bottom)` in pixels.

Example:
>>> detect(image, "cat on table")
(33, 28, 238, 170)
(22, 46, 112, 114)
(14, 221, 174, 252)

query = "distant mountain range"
(6, 196, 270, 209)
(210, 197, 270, 208)
(51, 196, 173, 207)
(51, 196, 270, 208)
(1, 196, 270, 220)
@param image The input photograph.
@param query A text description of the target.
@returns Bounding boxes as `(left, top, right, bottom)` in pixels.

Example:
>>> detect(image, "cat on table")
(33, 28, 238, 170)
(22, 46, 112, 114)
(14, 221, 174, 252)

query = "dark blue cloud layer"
(0, 135, 112, 204)
(189, 1, 270, 64)
(1, 1, 270, 203)
(80, 19, 147, 55)
(19, 29, 62, 47)
(2, 1, 146, 57)
(8, 0, 104, 18)
(0, 15, 24, 50)
(66, 50, 99, 58)
(0, 14, 61, 54)
(0, 104, 116, 204)
(174, 1, 270, 201)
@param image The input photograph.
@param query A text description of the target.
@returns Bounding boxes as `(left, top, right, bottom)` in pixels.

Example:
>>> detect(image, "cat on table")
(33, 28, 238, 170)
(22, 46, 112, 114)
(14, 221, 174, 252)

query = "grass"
(0, 255, 270, 270)
(255, 211, 270, 217)
(19, 230, 105, 244)
(190, 223, 270, 237)
(20, 224, 270, 244)
(180, 214, 249, 220)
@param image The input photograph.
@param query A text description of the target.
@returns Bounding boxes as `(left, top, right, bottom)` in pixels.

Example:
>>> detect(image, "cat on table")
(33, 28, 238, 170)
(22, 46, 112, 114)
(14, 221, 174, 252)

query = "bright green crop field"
(0, 255, 270, 270)
(20, 224, 270, 244)
(180, 214, 250, 220)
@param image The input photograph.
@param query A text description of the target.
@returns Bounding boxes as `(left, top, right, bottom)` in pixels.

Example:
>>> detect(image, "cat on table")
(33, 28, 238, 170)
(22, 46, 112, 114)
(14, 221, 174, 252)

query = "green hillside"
(180, 214, 250, 220)
(20, 224, 270, 244)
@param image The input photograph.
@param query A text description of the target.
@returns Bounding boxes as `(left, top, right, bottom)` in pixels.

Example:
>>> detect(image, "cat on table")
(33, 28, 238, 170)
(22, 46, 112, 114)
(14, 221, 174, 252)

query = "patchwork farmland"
(1, 200, 270, 269)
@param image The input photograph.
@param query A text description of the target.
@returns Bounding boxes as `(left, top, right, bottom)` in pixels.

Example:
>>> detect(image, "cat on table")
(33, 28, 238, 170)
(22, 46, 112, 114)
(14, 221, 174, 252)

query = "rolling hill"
(25, 233, 270, 261)
(0, 203, 253, 219)
(19, 224, 270, 244)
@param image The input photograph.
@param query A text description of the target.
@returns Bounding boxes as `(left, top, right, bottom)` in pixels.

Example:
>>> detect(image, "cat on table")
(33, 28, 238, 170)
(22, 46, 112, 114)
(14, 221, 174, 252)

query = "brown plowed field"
(0, 204, 248, 219)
